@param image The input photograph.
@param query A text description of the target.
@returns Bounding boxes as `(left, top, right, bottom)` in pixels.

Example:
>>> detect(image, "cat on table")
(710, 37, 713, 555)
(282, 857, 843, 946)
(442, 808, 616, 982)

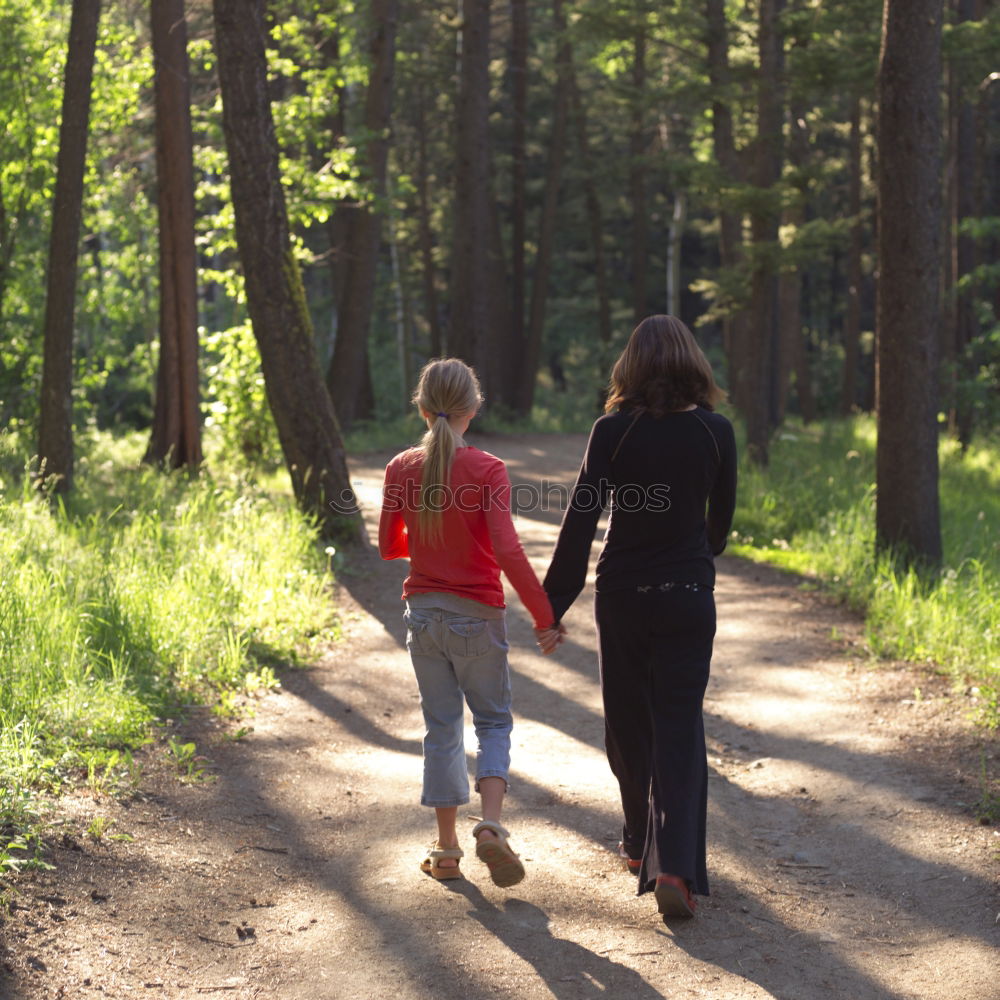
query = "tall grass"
(731, 416, 1000, 726)
(0, 429, 335, 866)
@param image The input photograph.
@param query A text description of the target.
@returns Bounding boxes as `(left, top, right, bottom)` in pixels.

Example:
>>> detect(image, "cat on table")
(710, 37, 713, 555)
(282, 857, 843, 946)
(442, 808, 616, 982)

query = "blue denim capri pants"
(403, 604, 512, 807)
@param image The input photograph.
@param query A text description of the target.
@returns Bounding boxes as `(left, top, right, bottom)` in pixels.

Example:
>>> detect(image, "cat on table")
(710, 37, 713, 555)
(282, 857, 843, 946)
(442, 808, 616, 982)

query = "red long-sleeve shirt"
(378, 446, 555, 629)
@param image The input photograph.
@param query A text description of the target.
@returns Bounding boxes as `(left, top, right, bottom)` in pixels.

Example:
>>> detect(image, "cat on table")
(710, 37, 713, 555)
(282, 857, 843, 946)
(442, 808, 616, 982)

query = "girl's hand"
(534, 623, 566, 655)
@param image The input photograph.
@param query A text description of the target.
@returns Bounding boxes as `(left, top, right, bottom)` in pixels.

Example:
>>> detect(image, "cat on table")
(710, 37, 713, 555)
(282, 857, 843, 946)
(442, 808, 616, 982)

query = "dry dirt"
(1, 433, 997, 1000)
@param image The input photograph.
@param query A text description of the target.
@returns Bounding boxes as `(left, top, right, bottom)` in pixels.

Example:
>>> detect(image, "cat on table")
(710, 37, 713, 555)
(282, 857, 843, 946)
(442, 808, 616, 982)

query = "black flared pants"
(595, 584, 715, 897)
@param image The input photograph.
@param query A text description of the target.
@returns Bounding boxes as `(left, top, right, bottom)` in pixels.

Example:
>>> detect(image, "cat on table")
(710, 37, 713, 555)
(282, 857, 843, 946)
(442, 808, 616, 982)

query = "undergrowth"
(731, 416, 999, 728)
(0, 427, 335, 874)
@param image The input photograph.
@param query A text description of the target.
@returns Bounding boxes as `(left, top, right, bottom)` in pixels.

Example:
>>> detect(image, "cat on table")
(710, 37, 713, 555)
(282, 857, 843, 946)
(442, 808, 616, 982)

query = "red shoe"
(655, 875, 696, 918)
(617, 841, 641, 874)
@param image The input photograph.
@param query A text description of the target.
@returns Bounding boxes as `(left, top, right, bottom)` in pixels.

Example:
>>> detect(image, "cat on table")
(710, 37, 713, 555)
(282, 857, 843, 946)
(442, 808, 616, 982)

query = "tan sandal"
(420, 843, 464, 880)
(472, 820, 525, 888)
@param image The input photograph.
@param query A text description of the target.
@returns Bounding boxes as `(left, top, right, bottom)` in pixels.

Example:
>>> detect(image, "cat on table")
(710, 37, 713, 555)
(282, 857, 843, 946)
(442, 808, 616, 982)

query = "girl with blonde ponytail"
(380, 358, 563, 887)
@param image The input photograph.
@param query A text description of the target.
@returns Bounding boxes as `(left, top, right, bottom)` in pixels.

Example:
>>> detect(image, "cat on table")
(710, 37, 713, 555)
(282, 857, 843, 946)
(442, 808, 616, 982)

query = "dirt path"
(2, 433, 997, 1000)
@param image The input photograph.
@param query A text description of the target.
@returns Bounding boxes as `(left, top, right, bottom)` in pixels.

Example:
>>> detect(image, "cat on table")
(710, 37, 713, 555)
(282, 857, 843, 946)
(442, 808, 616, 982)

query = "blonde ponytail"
(412, 359, 482, 545)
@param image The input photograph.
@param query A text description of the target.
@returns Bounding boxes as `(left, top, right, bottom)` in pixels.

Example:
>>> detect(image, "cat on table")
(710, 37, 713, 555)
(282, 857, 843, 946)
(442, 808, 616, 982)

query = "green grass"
(0, 427, 336, 871)
(731, 416, 1000, 727)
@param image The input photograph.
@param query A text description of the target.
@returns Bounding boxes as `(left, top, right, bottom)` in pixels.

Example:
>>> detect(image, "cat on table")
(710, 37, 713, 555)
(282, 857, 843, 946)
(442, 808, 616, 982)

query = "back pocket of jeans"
(403, 609, 433, 653)
(445, 617, 490, 658)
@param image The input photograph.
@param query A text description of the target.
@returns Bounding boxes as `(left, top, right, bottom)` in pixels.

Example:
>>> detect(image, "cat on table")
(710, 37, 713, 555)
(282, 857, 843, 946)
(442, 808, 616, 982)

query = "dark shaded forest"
(2, 0, 999, 552)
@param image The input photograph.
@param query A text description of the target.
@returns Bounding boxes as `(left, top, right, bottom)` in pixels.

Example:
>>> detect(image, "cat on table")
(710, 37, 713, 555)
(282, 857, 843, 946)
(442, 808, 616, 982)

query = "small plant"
(166, 737, 210, 782)
(86, 749, 143, 799)
(0, 836, 54, 874)
(220, 726, 253, 743)
(973, 749, 1000, 826)
(87, 815, 114, 841)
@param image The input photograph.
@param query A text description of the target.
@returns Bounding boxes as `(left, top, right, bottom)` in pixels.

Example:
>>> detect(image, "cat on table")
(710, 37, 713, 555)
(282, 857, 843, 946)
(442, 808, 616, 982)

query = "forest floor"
(1, 433, 997, 1000)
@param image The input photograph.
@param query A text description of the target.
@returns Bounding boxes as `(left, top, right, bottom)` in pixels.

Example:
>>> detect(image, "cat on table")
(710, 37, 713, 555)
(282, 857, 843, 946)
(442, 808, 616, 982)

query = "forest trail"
(2, 433, 997, 1000)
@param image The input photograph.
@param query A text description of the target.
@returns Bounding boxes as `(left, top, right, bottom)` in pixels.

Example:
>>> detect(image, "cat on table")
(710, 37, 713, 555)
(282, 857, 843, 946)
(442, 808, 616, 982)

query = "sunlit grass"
(731, 416, 999, 727)
(0, 427, 336, 869)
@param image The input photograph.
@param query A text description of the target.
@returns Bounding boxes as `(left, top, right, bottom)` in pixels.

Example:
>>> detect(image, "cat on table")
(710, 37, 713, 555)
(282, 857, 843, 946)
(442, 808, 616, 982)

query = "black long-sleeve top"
(543, 407, 738, 623)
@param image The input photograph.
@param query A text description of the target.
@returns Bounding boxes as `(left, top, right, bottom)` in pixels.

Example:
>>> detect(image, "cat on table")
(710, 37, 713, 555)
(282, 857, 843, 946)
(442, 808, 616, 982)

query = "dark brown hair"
(604, 314, 725, 416)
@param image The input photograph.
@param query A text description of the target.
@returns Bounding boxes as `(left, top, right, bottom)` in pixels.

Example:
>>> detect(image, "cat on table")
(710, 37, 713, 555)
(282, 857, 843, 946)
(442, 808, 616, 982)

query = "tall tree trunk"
(213, 0, 362, 541)
(566, 41, 612, 399)
(517, 0, 570, 417)
(952, 0, 978, 446)
(147, 0, 202, 469)
(327, 0, 399, 429)
(705, 0, 746, 409)
(37, 0, 101, 494)
(319, 24, 349, 369)
(450, 0, 504, 402)
(774, 103, 807, 426)
(666, 190, 687, 318)
(840, 95, 864, 415)
(744, 0, 784, 465)
(510, 0, 527, 372)
(629, 22, 648, 323)
(415, 89, 442, 358)
(875, 0, 943, 567)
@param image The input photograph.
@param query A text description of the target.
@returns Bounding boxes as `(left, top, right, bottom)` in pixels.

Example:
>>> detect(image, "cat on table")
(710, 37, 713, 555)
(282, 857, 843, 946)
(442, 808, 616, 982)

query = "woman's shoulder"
(694, 408, 735, 433)
(692, 408, 737, 452)
(590, 410, 635, 439)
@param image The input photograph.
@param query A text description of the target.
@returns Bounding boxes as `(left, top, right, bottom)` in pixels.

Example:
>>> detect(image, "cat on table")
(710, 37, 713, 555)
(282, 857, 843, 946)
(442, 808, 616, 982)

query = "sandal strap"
(427, 845, 464, 861)
(472, 820, 509, 840)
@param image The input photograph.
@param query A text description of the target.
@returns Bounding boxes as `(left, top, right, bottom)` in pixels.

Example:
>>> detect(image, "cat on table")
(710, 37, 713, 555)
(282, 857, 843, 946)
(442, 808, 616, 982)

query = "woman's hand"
(534, 623, 567, 655)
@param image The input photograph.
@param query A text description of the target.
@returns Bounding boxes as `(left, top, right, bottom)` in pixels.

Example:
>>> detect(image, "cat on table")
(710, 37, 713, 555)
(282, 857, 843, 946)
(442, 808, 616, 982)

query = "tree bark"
(744, 0, 784, 465)
(326, 0, 399, 429)
(875, 0, 943, 567)
(510, 0, 528, 374)
(705, 0, 747, 409)
(37, 0, 101, 494)
(566, 41, 612, 398)
(629, 23, 648, 323)
(951, 0, 977, 446)
(840, 95, 864, 415)
(415, 88, 442, 358)
(517, 0, 570, 417)
(775, 102, 806, 426)
(147, 0, 202, 469)
(450, 0, 504, 401)
(213, 0, 362, 541)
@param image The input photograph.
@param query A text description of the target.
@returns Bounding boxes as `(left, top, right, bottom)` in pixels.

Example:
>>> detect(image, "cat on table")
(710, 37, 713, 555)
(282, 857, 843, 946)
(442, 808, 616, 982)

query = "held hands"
(534, 622, 567, 655)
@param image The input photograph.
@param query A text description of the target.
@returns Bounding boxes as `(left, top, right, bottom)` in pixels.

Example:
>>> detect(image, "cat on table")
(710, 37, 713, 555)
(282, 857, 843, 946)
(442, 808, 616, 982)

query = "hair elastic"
(436, 412, 448, 418)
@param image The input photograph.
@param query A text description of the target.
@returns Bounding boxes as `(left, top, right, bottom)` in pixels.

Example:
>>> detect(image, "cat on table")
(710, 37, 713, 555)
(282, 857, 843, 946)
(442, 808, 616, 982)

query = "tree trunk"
(629, 23, 648, 323)
(147, 0, 202, 469)
(705, 0, 746, 409)
(326, 0, 399, 429)
(37, 0, 101, 494)
(450, 0, 504, 401)
(415, 89, 442, 358)
(840, 95, 864, 415)
(510, 0, 527, 374)
(213, 0, 362, 541)
(875, 0, 943, 567)
(952, 0, 978, 446)
(318, 24, 349, 370)
(666, 191, 687, 318)
(517, 0, 570, 417)
(566, 41, 612, 398)
(744, 0, 784, 465)
(774, 103, 807, 426)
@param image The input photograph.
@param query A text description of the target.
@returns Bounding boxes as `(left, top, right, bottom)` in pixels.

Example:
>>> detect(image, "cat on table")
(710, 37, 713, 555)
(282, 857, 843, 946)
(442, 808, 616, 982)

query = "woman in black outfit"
(543, 315, 737, 919)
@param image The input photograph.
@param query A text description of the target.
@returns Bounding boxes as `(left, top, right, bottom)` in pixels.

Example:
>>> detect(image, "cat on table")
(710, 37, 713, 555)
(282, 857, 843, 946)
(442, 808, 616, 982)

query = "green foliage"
(732, 416, 1000, 726)
(204, 323, 282, 468)
(0, 428, 335, 860)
